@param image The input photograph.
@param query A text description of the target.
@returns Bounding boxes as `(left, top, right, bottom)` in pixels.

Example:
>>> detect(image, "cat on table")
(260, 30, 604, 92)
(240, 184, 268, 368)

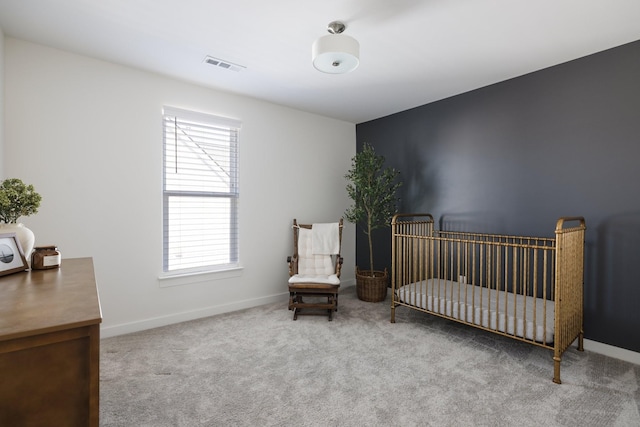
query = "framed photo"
(0, 232, 29, 277)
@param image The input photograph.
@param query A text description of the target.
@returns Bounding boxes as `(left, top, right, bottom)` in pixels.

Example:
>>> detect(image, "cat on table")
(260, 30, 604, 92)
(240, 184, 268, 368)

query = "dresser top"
(0, 257, 102, 341)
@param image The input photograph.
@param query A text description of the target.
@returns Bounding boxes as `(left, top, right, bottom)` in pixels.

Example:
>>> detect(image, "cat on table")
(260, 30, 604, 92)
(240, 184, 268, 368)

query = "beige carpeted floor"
(100, 286, 640, 426)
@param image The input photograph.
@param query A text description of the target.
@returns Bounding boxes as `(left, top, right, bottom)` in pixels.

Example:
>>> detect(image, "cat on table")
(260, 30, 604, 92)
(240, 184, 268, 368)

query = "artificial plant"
(0, 178, 42, 224)
(344, 143, 401, 277)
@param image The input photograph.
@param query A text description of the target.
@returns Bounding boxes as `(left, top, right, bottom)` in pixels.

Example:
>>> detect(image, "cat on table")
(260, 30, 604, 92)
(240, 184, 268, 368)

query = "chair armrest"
(335, 256, 344, 277)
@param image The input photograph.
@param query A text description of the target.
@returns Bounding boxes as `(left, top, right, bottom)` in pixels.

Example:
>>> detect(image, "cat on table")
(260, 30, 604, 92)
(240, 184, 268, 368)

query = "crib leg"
(390, 304, 396, 323)
(553, 355, 562, 384)
(577, 330, 584, 352)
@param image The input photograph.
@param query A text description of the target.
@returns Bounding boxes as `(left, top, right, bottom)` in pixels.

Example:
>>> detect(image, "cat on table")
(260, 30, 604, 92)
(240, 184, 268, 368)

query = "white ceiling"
(1, 0, 639, 124)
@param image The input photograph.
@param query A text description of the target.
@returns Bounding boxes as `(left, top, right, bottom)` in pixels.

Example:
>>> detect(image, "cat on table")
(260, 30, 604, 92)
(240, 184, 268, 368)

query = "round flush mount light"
(312, 21, 360, 74)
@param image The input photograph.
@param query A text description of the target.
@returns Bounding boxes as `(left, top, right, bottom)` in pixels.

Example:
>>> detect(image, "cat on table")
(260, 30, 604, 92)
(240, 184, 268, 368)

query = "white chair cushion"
(297, 227, 334, 276)
(288, 274, 340, 285)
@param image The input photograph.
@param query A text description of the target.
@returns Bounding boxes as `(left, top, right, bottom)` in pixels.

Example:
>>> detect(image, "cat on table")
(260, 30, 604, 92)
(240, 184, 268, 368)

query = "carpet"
(100, 286, 640, 426)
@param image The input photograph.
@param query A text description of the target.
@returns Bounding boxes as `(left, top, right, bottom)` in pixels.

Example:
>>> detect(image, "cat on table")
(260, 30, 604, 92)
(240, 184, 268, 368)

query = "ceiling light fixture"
(312, 21, 359, 74)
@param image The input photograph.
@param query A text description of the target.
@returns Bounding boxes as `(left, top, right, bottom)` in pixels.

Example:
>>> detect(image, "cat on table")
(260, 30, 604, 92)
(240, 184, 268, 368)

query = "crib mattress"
(396, 279, 555, 343)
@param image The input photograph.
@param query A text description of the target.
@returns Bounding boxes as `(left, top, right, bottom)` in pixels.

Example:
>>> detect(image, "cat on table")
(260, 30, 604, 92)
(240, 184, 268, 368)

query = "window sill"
(158, 266, 243, 288)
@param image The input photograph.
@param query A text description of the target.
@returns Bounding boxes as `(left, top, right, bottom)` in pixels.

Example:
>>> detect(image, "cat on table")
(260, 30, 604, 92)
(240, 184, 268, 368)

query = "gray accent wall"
(356, 39, 640, 353)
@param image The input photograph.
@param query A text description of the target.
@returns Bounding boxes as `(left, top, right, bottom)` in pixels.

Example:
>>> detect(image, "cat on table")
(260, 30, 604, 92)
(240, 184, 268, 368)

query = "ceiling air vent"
(203, 56, 245, 72)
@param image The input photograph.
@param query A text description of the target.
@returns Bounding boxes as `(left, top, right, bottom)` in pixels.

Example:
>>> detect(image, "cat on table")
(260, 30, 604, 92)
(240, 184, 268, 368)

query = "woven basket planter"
(355, 267, 388, 302)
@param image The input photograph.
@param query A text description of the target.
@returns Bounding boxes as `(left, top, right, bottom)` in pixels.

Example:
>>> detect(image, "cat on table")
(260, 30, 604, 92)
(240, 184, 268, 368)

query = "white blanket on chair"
(312, 222, 340, 254)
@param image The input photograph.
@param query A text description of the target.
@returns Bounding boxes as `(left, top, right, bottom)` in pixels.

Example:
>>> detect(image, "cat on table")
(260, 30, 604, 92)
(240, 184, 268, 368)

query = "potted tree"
(0, 178, 42, 258)
(344, 143, 401, 302)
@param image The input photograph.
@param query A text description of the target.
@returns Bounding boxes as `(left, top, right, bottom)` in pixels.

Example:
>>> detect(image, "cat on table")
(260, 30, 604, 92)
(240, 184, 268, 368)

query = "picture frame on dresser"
(0, 232, 29, 277)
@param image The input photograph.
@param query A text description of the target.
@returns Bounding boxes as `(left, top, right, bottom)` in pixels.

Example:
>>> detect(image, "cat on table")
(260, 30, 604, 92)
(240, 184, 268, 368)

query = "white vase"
(0, 223, 35, 261)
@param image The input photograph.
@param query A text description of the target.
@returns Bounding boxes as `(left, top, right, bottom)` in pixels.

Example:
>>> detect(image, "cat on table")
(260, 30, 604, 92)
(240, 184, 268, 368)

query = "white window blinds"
(162, 106, 240, 273)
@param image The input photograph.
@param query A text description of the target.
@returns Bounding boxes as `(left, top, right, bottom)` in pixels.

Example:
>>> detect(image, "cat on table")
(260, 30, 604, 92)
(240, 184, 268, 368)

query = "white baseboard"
(101, 281, 357, 339)
(584, 339, 640, 366)
(340, 278, 356, 288)
(102, 281, 639, 368)
(100, 292, 289, 338)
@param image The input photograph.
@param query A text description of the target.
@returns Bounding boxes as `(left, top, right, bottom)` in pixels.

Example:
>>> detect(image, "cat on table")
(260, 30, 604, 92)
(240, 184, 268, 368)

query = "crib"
(391, 213, 586, 384)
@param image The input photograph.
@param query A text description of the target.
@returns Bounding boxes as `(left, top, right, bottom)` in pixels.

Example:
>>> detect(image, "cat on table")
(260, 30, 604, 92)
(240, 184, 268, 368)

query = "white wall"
(4, 38, 356, 337)
(0, 27, 4, 178)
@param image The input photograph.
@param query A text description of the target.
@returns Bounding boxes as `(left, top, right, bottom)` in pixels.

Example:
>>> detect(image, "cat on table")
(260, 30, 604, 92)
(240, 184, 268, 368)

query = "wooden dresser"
(0, 257, 102, 426)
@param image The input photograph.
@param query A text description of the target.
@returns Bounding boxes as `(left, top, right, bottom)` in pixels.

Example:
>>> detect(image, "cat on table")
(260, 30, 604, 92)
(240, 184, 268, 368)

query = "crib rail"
(391, 213, 586, 384)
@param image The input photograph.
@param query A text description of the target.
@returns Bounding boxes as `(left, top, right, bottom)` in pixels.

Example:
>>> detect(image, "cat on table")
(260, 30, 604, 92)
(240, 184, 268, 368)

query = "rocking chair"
(287, 218, 343, 321)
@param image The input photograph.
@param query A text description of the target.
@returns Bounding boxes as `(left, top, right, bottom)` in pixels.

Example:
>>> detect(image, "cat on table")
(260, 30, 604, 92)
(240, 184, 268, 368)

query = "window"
(162, 106, 240, 274)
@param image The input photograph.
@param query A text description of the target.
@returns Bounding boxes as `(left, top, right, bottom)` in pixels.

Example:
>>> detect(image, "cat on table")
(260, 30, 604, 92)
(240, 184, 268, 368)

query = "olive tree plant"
(344, 143, 401, 277)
